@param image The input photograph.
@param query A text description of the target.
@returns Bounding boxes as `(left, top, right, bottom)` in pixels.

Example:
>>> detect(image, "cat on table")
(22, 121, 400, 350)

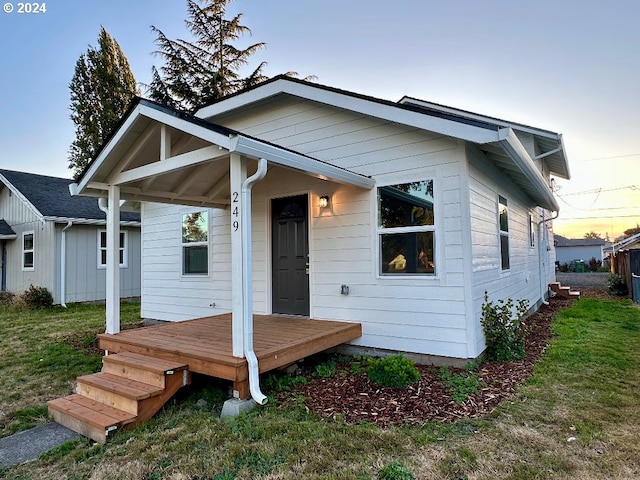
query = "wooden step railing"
(48, 351, 189, 443)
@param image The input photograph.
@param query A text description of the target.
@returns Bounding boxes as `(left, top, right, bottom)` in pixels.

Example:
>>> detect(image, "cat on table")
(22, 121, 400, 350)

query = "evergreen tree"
(68, 27, 138, 179)
(147, 0, 268, 113)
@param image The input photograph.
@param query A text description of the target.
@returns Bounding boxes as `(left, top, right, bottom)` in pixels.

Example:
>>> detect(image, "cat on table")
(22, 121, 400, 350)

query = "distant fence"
(633, 274, 640, 305)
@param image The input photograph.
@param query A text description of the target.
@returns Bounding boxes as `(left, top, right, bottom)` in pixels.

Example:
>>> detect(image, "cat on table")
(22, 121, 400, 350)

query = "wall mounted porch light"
(318, 195, 330, 208)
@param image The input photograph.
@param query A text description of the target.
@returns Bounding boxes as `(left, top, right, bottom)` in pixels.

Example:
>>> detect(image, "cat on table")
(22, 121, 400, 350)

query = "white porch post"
(106, 185, 121, 334)
(230, 153, 246, 357)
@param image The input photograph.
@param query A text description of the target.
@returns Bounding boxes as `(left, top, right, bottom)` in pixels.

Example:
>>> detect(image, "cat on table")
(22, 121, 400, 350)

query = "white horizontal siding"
(467, 145, 555, 356)
(141, 98, 477, 359)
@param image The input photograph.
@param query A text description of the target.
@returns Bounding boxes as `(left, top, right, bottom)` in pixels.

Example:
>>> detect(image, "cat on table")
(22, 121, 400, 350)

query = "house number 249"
(232, 191, 239, 231)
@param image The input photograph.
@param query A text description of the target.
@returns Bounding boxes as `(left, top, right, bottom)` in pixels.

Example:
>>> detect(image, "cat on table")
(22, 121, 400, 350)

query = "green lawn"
(1, 298, 639, 479)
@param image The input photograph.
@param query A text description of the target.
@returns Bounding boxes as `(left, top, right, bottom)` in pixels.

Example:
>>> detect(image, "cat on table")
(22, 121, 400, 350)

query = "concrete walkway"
(0, 422, 80, 469)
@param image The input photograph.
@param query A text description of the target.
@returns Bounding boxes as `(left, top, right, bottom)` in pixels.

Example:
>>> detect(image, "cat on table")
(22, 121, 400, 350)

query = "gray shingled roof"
(554, 234, 605, 247)
(0, 219, 16, 237)
(0, 170, 140, 222)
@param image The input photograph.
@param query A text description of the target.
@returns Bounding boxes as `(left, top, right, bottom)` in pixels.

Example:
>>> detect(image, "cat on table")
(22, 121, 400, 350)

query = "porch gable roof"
(74, 98, 374, 207)
(0, 219, 16, 240)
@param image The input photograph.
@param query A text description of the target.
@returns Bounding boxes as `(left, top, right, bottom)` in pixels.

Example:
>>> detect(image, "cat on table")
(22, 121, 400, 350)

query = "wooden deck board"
(98, 314, 361, 384)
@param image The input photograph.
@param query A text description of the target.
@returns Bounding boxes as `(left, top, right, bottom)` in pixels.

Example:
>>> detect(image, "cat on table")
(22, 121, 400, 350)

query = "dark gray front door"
(272, 195, 309, 316)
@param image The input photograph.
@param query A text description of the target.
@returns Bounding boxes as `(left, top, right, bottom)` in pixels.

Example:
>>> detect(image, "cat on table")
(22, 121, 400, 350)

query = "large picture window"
(378, 180, 435, 275)
(499, 195, 510, 270)
(22, 231, 34, 271)
(98, 231, 128, 268)
(182, 211, 208, 275)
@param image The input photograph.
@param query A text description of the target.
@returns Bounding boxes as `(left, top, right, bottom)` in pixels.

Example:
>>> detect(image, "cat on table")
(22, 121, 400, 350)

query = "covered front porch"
(97, 313, 362, 399)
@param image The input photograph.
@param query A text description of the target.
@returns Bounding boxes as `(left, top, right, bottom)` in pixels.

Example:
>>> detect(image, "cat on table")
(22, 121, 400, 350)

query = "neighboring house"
(605, 233, 640, 296)
(0, 170, 141, 304)
(73, 76, 570, 365)
(554, 234, 606, 265)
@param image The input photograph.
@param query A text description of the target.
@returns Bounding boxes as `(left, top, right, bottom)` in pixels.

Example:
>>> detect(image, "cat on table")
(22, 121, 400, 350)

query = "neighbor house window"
(499, 195, 510, 270)
(378, 180, 435, 275)
(98, 230, 128, 268)
(182, 211, 209, 275)
(22, 231, 34, 271)
(529, 213, 535, 248)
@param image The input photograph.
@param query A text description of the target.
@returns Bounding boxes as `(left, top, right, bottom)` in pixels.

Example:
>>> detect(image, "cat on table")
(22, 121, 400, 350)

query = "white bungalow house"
(71, 76, 569, 401)
(0, 170, 141, 304)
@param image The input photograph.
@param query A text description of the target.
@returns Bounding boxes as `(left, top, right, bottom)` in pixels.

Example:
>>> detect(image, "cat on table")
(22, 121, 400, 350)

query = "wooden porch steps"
(48, 351, 190, 444)
(549, 282, 581, 299)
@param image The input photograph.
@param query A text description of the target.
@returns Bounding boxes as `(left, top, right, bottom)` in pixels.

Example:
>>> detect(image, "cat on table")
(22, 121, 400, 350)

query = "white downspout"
(60, 220, 73, 308)
(241, 158, 268, 405)
(538, 210, 559, 306)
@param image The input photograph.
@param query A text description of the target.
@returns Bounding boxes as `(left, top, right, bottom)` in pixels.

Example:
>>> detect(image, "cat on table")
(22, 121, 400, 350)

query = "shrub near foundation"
(481, 291, 529, 362)
(20, 285, 53, 309)
(365, 355, 420, 389)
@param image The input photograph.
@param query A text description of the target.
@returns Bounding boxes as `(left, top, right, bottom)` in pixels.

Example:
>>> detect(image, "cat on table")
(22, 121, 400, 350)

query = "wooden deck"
(98, 314, 362, 398)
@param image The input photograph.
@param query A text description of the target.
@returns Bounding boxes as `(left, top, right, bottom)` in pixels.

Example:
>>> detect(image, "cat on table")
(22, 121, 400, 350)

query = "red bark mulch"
(274, 293, 600, 427)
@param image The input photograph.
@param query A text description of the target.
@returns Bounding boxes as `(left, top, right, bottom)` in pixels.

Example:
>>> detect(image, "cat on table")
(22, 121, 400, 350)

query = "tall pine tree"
(148, 0, 268, 113)
(68, 27, 138, 179)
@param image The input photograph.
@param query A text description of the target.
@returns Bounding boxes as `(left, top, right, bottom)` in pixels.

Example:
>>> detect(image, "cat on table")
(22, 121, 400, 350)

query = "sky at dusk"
(0, 0, 638, 240)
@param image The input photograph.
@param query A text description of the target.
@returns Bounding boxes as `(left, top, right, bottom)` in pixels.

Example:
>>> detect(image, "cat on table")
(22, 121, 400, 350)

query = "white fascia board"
(231, 135, 375, 190)
(557, 133, 571, 180)
(0, 234, 17, 240)
(0, 174, 44, 221)
(497, 128, 559, 212)
(138, 104, 231, 149)
(399, 96, 563, 140)
(199, 80, 498, 145)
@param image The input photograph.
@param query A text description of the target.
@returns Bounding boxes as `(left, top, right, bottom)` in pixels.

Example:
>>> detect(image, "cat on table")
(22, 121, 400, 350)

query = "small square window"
(98, 231, 128, 268)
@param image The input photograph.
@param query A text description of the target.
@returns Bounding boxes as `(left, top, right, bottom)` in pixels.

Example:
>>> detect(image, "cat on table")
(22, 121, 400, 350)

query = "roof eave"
(495, 128, 560, 212)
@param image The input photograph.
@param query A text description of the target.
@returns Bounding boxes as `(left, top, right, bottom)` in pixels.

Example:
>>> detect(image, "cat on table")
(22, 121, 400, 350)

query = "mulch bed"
(274, 291, 619, 427)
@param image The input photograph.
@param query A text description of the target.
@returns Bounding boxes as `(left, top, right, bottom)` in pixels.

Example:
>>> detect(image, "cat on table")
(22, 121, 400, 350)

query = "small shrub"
(0, 291, 14, 305)
(480, 292, 529, 362)
(558, 262, 570, 272)
(20, 284, 53, 309)
(608, 274, 628, 296)
(313, 360, 337, 378)
(439, 367, 484, 403)
(588, 257, 602, 272)
(262, 372, 307, 393)
(378, 461, 414, 480)
(366, 355, 420, 389)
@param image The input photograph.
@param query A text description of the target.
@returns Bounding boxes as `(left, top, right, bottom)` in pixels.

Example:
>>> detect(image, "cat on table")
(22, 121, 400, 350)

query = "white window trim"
(181, 211, 210, 277)
(498, 195, 510, 271)
(98, 230, 128, 269)
(376, 179, 437, 278)
(22, 230, 35, 272)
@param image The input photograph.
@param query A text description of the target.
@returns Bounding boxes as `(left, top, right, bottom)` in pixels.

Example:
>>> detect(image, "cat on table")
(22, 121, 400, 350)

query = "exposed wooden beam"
(140, 176, 157, 192)
(111, 145, 228, 185)
(160, 125, 171, 160)
(118, 186, 229, 208)
(106, 124, 158, 184)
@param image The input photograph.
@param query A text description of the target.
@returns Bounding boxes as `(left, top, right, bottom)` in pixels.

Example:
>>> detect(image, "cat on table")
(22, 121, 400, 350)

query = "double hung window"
(378, 180, 435, 276)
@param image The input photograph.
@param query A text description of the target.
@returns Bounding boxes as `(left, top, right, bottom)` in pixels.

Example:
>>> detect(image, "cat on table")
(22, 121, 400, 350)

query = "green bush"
(480, 292, 529, 362)
(608, 274, 628, 296)
(439, 366, 484, 403)
(378, 461, 414, 480)
(365, 355, 420, 389)
(588, 257, 602, 272)
(20, 284, 53, 309)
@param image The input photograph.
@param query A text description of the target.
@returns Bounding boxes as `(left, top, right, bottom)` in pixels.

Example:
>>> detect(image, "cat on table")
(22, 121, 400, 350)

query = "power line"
(587, 153, 640, 162)
(557, 185, 639, 196)
(558, 214, 640, 221)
